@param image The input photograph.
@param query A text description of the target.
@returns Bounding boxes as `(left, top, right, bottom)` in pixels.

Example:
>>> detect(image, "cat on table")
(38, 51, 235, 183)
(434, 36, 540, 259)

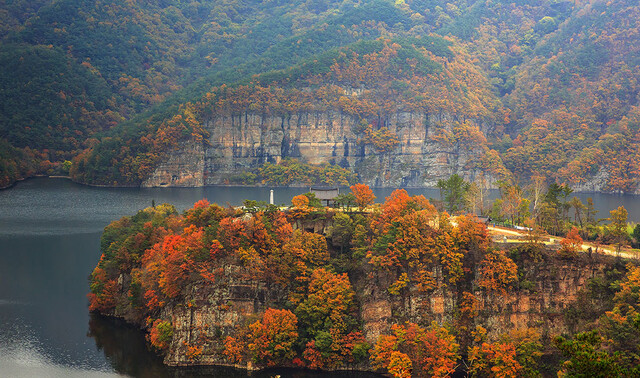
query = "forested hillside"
(88, 189, 640, 376)
(2, 0, 640, 192)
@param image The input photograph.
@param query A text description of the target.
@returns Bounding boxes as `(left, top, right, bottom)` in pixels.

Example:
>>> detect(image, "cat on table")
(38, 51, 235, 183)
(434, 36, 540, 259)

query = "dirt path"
(487, 225, 639, 260)
(487, 225, 524, 236)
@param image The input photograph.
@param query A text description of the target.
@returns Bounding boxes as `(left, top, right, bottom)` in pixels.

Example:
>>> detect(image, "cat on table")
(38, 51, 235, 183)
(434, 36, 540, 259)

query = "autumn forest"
(4, 1, 640, 375)
(1, 0, 640, 193)
(89, 184, 640, 377)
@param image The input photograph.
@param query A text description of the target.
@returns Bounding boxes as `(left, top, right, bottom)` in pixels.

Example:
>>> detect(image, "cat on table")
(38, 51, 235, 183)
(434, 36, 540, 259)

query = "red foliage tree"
(559, 226, 583, 256)
(217, 217, 248, 252)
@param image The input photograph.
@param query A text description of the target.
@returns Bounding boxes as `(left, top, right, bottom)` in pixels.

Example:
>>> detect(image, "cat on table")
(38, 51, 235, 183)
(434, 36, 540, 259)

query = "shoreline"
(4, 175, 639, 196)
(92, 312, 383, 376)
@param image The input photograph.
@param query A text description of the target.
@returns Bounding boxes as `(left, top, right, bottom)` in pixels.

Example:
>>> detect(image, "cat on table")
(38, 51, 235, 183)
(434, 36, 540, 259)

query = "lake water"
(0, 177, 638, 377)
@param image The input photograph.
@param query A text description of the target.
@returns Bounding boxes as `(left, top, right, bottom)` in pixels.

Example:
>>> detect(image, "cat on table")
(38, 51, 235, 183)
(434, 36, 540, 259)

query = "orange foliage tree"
(290, 194, 312, 219)
(88, 264, 118, 312)
(183, 199, 227, 228)
(295, 268, 365, 369)
(292, 194, 310, 208)
(136, 223, 224, 312)
(364, 189, 496, 300)
(356, 122, 400, 153)
(468, 341, 522, 378)
(248, 308, 299, 367)
(477, 250, 518, 295)
(371, 322, 459, 378)
(295, 268, 355, 334)
(224, 308, 299, 367)
(264, 230, 329, 288)
(148, 319, 173, 351)
(350, 183, 376, 210)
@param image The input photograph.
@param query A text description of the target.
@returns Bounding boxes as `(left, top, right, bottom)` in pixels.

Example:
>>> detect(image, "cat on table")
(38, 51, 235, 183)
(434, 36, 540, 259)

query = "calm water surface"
(0, 177, 638, 377)
(0, 178, 385, 378)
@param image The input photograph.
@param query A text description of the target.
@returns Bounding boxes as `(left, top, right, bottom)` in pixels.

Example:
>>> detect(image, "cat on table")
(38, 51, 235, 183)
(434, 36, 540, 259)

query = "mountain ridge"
(2, 0, 640, 192)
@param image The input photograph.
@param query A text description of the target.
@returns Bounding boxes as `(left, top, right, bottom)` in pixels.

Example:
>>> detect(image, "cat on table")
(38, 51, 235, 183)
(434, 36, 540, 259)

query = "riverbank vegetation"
(228, 158, 357, 187)
(89, 183, 640, 377)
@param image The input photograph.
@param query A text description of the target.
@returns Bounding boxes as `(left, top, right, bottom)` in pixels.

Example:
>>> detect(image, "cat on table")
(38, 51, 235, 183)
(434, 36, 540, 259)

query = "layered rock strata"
(147, 110, 497, 187)
(156, 247, 613, 367)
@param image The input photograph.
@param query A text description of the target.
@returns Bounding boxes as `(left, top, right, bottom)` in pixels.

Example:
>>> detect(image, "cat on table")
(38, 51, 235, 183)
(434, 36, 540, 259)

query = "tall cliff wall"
(358, 252, 610, 344)
(155, 246, 616, 367)
(146, 110, 499, 187)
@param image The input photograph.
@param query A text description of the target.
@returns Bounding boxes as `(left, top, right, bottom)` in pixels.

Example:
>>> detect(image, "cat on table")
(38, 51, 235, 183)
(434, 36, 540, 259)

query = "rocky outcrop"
(358, 253, 612, 344)
(95, 205, 625, 370)
(572, 168, 618, 194)
(157, 246, 617, 367)
(145, 110, 499, 188)
(161, 264, 285, 367)
(142, 141, 205, 187)
(204, 110, 494, 187)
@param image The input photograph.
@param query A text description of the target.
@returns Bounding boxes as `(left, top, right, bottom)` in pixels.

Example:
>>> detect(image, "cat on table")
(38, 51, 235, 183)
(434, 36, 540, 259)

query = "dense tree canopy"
(88, 187, 640, 376)
(3, 0, 640, 191)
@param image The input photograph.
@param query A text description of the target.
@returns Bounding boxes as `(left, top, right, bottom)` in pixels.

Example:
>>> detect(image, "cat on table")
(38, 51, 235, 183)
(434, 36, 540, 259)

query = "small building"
(310, 186, 340, 206)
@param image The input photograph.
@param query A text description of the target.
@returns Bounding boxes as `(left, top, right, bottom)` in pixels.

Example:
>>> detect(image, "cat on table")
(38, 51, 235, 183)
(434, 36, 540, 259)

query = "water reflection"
(88, 314, 382, 378)
(88, 315, 174, 378)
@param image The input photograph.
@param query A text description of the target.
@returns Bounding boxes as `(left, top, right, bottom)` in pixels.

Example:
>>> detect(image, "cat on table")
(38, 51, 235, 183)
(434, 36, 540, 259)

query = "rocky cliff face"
(161, 264, 284, 367)
(358, 252, 611, 344)
(156, 244, 615, 367)
(571, 168, 634, 194)
(146, 110, 498, 188)
(142, 141, 205, 188)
